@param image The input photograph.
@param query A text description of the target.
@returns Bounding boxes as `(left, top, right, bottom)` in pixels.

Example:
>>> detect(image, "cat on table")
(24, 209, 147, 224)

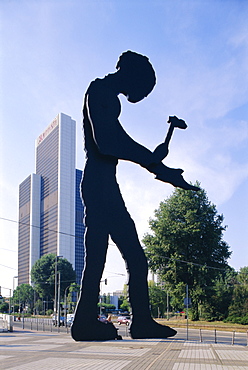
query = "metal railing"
(12, 318, 248, 346)
(175, 326, 248, 346)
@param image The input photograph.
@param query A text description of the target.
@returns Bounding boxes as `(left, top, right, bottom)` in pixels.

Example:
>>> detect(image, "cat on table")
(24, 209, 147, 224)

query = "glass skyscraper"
(18, 113, 85, 285)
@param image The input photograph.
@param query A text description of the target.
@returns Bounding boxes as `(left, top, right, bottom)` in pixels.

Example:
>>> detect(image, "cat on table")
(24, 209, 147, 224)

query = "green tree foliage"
(118, 284, 131, 312)
(148, 281, 168, 318)
(0, 302, 9, 313)
(13, 284, 34, 311)
(68, 282, 80, 296)
(168, 282, 186, 313)
(143, 183, 231, 320)
(119, 298, 130, 312)
(225, 266, 248, 324)
(97, 302, 116, 314)
(31, 253, 76, 300)
(67, 282, 80, 312)
(237, 266, 248, 285)
(200, 268, 236, 321)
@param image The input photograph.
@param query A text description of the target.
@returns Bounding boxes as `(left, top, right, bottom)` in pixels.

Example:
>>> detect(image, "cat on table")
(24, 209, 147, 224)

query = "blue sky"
(0, 0, 248, 295)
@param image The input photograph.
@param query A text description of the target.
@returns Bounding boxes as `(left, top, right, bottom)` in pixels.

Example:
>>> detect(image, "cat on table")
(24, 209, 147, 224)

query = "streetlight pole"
(57, 271, 61, 326)
(64, 285, 70, 327)
(167, 290, 169, 320)
(54, 255, 63, 320)
(12, 276, 18, 313)
(186, 284, 189, 341)
(54, 257, 58, 315)
(8, 289, 12, 314)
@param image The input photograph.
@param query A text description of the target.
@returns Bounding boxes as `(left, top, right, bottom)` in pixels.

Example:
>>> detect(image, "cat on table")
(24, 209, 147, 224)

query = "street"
(12, 319, 248, 346)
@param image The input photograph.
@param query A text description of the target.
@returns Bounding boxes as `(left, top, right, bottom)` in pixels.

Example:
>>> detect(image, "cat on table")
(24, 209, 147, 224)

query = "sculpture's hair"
(116, 51, 156, 92)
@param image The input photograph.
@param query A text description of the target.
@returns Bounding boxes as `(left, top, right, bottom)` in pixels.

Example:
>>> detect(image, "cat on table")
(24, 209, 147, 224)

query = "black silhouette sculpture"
(71, 51, 199, 341)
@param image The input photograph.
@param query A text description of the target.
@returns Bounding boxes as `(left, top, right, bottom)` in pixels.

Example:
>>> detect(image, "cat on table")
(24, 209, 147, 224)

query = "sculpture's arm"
(86, 88, 199, 191)
(86, 90, 159, 168)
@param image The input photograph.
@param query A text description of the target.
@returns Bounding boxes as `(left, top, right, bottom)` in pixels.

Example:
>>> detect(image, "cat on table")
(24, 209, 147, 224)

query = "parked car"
(66, 314, 74, 327)
(117, 315, 131, 325)
(98, 315, 108, 323)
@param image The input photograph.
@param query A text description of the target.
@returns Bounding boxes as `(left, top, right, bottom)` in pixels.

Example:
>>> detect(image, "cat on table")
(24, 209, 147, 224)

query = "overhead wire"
(1, 215, 248, 276)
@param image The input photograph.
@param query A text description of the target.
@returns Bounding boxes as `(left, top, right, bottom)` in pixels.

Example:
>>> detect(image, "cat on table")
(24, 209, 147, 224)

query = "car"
(52, 315, 65, 326)
(117, 315, 131, 325)
(66, 314, 74, 327)
(98, 315, 108, 323)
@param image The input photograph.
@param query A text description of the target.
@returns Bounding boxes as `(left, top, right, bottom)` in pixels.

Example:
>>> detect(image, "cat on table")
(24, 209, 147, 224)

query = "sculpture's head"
(116, 51, 156, 103)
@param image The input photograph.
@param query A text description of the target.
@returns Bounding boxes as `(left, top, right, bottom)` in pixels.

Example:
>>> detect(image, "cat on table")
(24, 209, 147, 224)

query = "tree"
(97, 302, 116, 314)
(31, 254, 76, 302)
(118, 284, 131, 312)
(13, 284, 34, 312)
(237, 266, 248, 285)
(68, 282, 80, 312)
(148, 281, 168, 318)
(0, 302, 9, 313)
(200, 268, 236, 321)
(225, 266, 248, 324)
(143, 182, 231, 320)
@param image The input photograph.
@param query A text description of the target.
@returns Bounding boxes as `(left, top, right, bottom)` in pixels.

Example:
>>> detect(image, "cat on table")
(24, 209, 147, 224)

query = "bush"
(224, 314, 248, 325)
(0, 302, 9, 313)
(239, 316, 248, 325)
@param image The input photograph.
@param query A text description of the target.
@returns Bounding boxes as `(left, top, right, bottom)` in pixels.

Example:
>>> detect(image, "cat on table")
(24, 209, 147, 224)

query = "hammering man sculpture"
(71, 51, 199, 341)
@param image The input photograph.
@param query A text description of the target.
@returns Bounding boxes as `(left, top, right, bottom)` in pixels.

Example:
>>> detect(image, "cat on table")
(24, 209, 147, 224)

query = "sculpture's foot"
(130, 319, 177, 339)
(155, 167, 200, 191)
(71, 319, 121, 341)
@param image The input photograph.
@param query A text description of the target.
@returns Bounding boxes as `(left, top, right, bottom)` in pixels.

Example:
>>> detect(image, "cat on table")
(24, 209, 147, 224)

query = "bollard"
(199, 328, 202, 342)
(247, 331, 248, 346)
(31, 320, 32, 330)
(214, 329, 217, 344)
(232, 331, 235, 345)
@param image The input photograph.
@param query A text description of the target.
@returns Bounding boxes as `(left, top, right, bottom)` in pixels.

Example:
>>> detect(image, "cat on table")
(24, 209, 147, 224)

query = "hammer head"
(167, 116, 187, 129)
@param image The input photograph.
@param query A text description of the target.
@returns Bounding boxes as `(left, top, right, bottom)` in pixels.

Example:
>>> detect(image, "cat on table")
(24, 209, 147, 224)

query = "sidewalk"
(1, 328, 248, 369)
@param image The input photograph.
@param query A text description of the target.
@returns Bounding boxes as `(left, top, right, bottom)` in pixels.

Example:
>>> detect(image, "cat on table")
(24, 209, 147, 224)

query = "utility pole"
(12, 276, 18, 313)
(54, 255, 63, 322)
(8, 289, 12, 314)
(167, 291, 169, 320)
(186, 284, 189, 340)
(64, 285, 71, 327)
(57, 272, 61, 326)
(54, 256, 58, 315)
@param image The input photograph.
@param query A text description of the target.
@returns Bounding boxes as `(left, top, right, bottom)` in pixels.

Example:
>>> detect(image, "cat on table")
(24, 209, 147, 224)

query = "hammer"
(153, 116, 187, 162)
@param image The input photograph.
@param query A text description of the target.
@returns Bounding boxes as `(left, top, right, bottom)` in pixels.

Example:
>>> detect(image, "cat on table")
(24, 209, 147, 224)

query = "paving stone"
(71, 345, 151, 356)
(1, 328, 248, 370)
(7, 357, 131, 370)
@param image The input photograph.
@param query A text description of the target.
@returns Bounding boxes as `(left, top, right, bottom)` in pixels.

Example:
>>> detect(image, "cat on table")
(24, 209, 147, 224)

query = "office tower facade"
(18, 113, 85, 285)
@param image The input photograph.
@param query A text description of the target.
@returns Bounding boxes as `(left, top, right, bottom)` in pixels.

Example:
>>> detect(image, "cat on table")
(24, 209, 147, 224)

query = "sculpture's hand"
(153, 142, 169, 163)
(146, 162, 165, 175)
(147, 162, 200, 191)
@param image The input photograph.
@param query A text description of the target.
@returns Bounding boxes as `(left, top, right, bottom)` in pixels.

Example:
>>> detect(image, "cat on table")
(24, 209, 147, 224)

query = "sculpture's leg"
(71, 226, 119, 341)
(110, 214, 177, 339)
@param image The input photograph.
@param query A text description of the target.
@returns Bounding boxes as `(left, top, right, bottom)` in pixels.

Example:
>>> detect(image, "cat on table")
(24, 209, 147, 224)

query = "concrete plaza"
(1, 328, 248, 369)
